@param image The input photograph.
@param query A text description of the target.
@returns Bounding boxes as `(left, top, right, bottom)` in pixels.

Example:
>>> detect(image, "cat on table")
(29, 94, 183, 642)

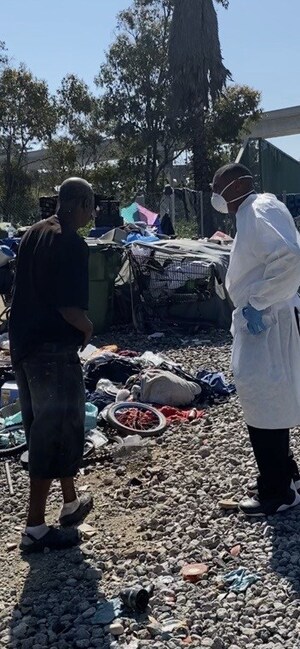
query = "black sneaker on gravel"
(248, 457, 300, 496)
(240, 482, 300, 517)
(59, 494, 93, 528)
(20, 526, 80, 554)
(247, 477, 300, 497)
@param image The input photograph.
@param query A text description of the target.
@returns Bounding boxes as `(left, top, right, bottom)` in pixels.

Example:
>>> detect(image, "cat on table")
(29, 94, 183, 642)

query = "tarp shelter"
(121, 202, 159, 227)
(124, 238, 233, 331)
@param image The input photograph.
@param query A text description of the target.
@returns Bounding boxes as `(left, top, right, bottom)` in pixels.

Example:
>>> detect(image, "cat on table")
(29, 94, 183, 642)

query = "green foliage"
(96, 0, 187, 195)
(42, 74, 104, 190)
(57, 74, 103, 161)
(0, 162, 40, 225)
(0, 41, 8, 68)
(0, 65, 57, 153)
(206, 84, 262, 175)
(176, 218, 198, 239)
(0, 1, 263, 230)
(88, 161, 141, 202)
(40, 138, 78, 193)
(0, 64, 58, 219)
(215, 0, 229, 7)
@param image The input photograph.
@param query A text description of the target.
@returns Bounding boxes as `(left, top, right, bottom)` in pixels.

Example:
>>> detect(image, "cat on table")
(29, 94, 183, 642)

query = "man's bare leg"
(59, 477, 93, 527)
(21, 477, 80, 552)
(60, 477, 77, 504)
(27, 478, 52, 526)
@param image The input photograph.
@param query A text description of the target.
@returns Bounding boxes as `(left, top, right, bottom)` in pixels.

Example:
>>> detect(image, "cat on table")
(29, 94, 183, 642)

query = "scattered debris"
(6, 542, 17, 552)
(120, 584, 153, 612)
(223, 567, 260, 593)
(182, 563, 209, 583)
(109, 620, 125, 636)
(78, 523, 97, 539)
(0, 330, 289, 647)
(147, 615, 188, 639)
(230, 544, 241, 557)
(92, 599, 123, 626)
(92, 584, 154, 626)
(218, 498, 239, 511)
(5, 461, 14, 496)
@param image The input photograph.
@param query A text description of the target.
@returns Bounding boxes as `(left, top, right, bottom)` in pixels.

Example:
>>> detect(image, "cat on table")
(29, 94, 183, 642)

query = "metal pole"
(5, 461, 14, 496)
(170, 189, 175, 229)
(200, 191, 204, 238)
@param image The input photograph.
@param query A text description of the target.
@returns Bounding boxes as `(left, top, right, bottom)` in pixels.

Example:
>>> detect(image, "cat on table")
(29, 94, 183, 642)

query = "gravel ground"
(1, 328, 300, 649)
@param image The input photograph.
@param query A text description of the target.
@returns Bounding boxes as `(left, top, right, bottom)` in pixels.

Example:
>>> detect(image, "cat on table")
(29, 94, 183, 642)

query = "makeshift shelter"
(115, 238, 232, 331)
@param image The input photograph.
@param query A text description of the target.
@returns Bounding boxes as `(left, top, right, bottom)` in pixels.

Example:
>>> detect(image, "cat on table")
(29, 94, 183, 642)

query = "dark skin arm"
(58, 307, 93, 350)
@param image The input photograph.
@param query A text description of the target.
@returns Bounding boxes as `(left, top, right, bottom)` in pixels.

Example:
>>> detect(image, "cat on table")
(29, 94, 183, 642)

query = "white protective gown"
(226, 193, 300, 429)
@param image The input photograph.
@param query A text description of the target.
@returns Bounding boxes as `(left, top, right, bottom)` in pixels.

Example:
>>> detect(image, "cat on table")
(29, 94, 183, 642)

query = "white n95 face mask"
(211, 192, 228, 214)
(211, 175, 252, 214)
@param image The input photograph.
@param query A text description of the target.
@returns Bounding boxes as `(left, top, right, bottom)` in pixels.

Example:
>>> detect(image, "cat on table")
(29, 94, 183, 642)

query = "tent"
(121, 202, 159, 227)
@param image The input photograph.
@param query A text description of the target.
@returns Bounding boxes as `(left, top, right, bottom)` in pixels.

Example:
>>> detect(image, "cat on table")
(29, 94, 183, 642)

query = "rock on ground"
(0, 328, 300, 648)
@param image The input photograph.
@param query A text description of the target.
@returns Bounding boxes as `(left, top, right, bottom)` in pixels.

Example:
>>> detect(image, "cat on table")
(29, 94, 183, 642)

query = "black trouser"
(16, 344, 85, 480)
(248, 426, 299, 500)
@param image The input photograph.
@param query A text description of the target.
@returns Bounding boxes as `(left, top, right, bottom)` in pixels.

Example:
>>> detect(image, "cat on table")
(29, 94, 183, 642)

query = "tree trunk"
(3, 167, 15, 218)
(145, 143, 160, 209)
(192, 108, 214, 237)
(145, 144, 151, 186)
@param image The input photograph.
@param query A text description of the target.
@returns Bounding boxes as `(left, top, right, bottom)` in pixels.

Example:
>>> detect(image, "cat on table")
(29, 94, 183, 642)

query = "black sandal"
(20, 526, 80, 554)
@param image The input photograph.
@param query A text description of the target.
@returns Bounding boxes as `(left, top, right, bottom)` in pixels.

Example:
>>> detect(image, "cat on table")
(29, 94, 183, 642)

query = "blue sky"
(2, 0, 300, 157)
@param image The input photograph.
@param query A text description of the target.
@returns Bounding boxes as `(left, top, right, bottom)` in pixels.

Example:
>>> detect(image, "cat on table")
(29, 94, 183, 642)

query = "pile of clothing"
(83, 345, 235, 424)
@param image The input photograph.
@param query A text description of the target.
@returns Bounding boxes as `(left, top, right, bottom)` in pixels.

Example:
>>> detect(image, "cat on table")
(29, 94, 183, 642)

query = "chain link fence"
(0, 193, 41, 227)
(1, 186, 236, 239)
(142, 189, 235, 239)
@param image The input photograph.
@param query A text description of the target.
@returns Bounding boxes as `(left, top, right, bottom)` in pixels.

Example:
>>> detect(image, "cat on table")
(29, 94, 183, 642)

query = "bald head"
(59, 177, 94, 206)
(58, 177, 94, 230)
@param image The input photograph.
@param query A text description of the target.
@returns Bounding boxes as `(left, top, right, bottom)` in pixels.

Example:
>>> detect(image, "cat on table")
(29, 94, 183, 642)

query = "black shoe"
(247, 478, 300, 496)
(247, 459, 300, 496)
(20, 526, 80, 554)
(59, 494, 93, 527)
(240, 482, 300, 517)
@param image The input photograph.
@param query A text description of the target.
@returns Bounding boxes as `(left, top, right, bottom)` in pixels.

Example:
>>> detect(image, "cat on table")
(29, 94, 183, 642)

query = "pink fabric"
(137, 203, 158, 226)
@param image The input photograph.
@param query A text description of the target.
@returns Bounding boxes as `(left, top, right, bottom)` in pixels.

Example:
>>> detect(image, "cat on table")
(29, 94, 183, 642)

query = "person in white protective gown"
(211, 162, 300, 516)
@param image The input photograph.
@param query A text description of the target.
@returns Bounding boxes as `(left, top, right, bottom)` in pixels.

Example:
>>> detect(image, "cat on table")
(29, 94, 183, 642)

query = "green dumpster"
(87, 242, 122, 334)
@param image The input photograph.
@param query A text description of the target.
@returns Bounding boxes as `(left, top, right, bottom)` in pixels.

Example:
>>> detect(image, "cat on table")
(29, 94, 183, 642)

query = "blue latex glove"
(242, 303, 267, 335)
(223, 567, 260, 593)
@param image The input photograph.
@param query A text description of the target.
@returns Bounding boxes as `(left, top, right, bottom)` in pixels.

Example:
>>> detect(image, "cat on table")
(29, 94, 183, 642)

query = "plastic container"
(85, 403, 98, 432)
(1, 382, 19, 407)
(87, 242, 122, 334)
(0, 245, 15, 267)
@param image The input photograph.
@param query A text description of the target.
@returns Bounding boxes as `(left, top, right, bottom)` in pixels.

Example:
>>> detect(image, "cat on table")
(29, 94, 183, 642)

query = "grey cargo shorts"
(15, 344, 85, 479)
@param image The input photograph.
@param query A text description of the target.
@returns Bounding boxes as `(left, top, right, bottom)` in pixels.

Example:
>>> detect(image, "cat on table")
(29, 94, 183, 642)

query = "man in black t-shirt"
(10, 178, 94, 553)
